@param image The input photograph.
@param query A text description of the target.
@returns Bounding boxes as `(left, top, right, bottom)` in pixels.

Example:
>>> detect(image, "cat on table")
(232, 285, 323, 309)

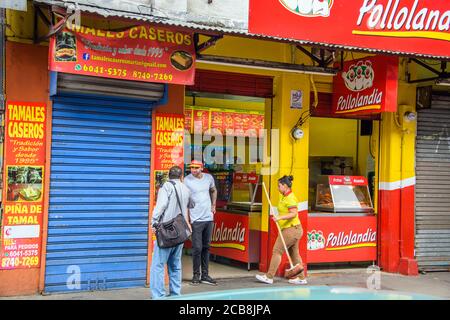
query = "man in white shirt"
(150, 166, 192, 299)
(184, 160, 218, 286)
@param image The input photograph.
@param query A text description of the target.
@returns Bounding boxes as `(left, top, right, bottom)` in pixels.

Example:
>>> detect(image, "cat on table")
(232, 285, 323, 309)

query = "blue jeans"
(150, 241, 184, 300)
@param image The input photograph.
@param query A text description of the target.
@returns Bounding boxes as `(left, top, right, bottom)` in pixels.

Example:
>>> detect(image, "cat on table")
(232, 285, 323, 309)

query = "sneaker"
(200, 275, 218, 286)
(255, 274, 273, 284)
(191, 275, 200, 285)
(288, 277, 308, 285)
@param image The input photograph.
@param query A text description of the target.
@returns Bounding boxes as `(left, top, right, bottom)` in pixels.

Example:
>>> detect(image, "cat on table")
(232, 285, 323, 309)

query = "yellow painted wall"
(309, 117, 376, 177)
(309, 117, 357, 158)
(378, 59, 416, 185)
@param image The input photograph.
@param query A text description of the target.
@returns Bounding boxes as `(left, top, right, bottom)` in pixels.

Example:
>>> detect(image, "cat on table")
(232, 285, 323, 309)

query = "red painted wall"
(0, 42, 49, 296)
(155, 84, 185, 114)
(379, 189, 401, 273)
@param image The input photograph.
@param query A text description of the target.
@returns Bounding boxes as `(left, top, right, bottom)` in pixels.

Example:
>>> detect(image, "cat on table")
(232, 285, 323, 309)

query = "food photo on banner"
(49, 24, 196, 85)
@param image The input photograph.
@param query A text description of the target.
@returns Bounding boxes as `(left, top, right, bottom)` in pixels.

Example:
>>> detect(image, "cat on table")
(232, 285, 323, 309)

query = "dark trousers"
(191, 221, 214, 278)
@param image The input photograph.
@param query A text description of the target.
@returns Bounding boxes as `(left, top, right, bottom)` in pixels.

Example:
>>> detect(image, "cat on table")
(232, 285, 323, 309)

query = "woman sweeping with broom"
(256, 175, 307, 285)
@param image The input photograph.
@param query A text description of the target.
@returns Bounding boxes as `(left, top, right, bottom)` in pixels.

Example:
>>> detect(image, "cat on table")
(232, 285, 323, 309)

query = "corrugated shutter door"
(44, 95, 152, 293)
(416, 94, 450, 271)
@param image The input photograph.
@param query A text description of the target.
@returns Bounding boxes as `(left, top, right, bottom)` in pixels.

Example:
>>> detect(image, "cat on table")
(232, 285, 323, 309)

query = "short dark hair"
(168, 166, 183, 179)
(278, 175, 294, 188)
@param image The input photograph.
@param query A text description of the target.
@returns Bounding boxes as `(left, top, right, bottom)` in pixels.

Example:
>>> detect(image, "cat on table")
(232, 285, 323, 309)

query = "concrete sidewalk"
(2, 270, 449, 300)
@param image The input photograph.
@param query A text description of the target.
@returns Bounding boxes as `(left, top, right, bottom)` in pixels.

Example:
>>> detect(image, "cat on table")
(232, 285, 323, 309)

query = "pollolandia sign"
(332, 56, 398, 115)
(249, 0, 450, 58)
(329, 175, 368, 185)
(307, 216, 377, 263)
(49, 24, 196, 85)
(209, 212, 250, 263)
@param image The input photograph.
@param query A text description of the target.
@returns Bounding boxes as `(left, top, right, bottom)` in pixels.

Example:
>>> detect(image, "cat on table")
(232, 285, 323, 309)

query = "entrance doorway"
(182, 70, 273, 280)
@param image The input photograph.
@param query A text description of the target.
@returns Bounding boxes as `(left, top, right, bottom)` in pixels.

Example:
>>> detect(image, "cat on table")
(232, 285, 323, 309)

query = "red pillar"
(379, 184, 418, 275)
(379, 188, 401, 273)
(399, 185, 419, 275)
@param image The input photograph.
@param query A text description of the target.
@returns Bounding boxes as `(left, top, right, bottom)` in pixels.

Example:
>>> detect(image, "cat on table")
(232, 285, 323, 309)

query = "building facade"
(0, 0, 449, 296)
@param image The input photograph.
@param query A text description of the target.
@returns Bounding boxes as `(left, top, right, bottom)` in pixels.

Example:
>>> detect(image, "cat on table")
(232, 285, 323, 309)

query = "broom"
(262, 182, 304, 279)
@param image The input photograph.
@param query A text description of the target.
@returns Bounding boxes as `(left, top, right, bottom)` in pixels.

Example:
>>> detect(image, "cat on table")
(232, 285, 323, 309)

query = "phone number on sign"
(7, 250, 39, 257)
(1, 257, 39, 268)
(78, 65, 173, 81)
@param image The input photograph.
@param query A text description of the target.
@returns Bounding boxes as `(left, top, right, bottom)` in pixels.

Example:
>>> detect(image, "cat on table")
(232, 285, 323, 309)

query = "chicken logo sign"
(342, 61, 374, 92)
(279, 0, 334, 17)
(332, 55, 398, 115)
(307, 230, 326, 251)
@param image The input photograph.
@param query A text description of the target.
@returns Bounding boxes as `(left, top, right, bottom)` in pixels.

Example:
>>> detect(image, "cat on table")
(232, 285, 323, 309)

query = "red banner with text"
(1, 102, 47, 269)
(49, 24, 196, 85)
(210, 212, 250, 263)
(332, 56, 398, 115)
(153, 113, 185, 203)
(307, 216, 377, 263)
(249, 0, 450, 58)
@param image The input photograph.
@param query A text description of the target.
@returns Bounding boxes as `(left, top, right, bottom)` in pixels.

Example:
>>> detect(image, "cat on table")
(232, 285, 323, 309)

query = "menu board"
(193, 108, 210, 134)
(210, 110, 225, 133)
(233, 112, 245, 136)
(186, 106, 264, 136)
(184, 107, 193, 133)
(223, 112, 235, 135)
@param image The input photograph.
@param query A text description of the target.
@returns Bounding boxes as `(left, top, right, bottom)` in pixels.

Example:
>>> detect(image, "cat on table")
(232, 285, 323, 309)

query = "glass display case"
(315, 175, 374, 213)
(226, 173, 262, 212)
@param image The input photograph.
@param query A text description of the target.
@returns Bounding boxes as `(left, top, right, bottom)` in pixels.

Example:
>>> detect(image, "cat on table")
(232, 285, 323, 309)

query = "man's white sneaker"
(288, 277, 308, 285)
(255, 274, 273, 284)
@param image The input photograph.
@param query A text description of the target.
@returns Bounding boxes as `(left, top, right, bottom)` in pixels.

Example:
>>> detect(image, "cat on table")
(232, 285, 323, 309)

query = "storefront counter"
(307, 213, 377, 263)
(185, 209, 261, 269)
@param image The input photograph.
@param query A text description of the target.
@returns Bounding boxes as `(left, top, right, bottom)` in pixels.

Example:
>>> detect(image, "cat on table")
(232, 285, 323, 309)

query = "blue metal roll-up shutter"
(44, 94, 153, 293)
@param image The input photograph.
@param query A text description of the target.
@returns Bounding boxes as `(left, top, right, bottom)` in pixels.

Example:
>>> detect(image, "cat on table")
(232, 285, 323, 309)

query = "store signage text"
(329, 175, 368, 186)
(249, 0, 450, 58)
(152, 113, 185, 216)
(356, 0, 450, 37)
(308, 228, 376, 251)
(307, 216, 377, 263)
(332, 56, 398, 115)
(212, 221, 246, 251)
(1, 102, 47, 270)
(326, 228, 377, 250)
(49, 24, 196, 85)
(208, 212, 251, 263)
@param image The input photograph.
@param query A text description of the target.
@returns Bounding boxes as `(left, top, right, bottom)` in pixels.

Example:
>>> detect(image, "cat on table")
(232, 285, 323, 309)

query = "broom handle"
(262, 182, 294, 268)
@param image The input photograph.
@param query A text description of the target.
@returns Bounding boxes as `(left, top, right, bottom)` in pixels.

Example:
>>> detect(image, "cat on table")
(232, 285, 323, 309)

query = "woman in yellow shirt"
(256, 175, 307, 285)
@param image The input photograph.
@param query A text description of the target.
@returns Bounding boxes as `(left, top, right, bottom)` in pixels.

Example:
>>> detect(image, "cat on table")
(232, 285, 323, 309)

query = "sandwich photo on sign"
(170, 50, 193, 71)
(54, 32, 77, 62)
